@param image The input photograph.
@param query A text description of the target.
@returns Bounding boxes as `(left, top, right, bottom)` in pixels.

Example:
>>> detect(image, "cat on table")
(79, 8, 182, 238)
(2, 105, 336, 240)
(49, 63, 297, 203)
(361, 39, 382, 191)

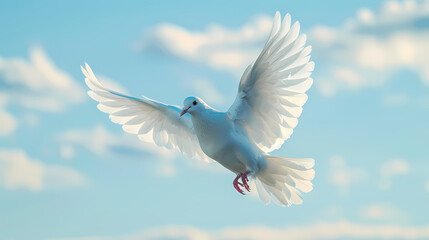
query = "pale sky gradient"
(1, 1, 428, 239)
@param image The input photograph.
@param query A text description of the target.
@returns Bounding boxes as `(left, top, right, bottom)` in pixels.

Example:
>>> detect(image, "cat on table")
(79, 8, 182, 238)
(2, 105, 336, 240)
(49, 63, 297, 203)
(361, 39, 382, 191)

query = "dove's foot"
(233, 173, 244, 195)
(233, 171, 251, 195)
(241, 171, 251, 192)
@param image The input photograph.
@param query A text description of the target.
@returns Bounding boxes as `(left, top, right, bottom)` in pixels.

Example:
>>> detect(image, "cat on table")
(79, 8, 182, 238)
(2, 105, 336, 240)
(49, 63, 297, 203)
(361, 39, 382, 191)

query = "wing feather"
(228, 12, 314, 152)
(82, 63, 212, 162)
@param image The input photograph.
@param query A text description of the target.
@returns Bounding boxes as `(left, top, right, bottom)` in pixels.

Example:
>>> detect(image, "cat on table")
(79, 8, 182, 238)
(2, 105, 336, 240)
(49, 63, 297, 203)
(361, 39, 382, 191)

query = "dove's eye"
(193, 100, 197, 106)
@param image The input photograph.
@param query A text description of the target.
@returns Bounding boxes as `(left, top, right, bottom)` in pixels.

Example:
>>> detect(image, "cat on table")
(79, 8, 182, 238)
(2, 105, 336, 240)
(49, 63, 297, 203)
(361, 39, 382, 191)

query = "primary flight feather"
(82, 12, 315, 206)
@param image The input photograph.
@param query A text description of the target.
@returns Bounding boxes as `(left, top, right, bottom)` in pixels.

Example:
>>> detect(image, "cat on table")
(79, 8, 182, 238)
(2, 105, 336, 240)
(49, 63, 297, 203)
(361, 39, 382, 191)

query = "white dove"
(82, 12, 315, 206)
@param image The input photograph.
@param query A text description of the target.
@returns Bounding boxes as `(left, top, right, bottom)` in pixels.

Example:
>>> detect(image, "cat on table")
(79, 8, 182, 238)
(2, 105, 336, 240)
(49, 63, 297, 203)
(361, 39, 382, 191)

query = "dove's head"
(180, 96, 206, 116)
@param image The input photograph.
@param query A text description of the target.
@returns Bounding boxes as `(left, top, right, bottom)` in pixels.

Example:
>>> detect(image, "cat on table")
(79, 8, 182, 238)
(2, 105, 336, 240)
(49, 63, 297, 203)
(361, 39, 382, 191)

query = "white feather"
(228, 12, 314, 153)
(81, 63, 212, 162)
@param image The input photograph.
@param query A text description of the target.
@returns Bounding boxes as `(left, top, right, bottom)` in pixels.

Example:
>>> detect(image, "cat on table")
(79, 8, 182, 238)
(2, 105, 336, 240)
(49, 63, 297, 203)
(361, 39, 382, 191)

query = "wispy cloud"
(379, 158, 410, 190)
(135, 0, 429, 99)
(57, 125, 177, 177)
(50, 221, 429, 240)
(59, 145, 75, 160)
(57, 124, 228, 176)
(0, 109, 17, 136)
(134, 15, 272, 74)
(0, 47, 86, 136)
(310, 0, 429, 96)
(0, 149, 86, 191)
(360, 203, 410, 221)
(0, 47, 85, 111)
(328, 155, 368, 195)
(0, 93, 17, 136)
(58, 125, 174, 159)
(382, 93, 410, 107)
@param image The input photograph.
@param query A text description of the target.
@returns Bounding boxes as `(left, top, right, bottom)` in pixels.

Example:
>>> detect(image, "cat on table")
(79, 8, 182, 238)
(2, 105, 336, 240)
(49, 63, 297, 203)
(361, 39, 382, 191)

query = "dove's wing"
(228, 12, 314, 153)
(82, 64, 212, 162)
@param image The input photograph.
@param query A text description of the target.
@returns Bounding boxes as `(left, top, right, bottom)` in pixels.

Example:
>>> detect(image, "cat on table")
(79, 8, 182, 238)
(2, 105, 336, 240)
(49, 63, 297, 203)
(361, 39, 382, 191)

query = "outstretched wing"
(228, 12, 314, 153)
(82, 63, 212, 162)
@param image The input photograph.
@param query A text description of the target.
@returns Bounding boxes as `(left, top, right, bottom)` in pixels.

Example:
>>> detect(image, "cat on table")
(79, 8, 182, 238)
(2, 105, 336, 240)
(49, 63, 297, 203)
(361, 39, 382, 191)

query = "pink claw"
(241, 171, 251, 192)
(233, 173, 244, 195)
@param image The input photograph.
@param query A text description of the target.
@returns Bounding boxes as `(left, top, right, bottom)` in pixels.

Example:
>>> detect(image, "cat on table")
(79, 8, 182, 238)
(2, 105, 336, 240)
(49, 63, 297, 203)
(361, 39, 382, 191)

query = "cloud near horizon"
(50, 221, 429, 240)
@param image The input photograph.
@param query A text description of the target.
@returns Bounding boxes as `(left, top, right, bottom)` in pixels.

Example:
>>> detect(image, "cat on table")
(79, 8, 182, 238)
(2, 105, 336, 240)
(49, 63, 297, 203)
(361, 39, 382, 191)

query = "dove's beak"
(180, 106, 190, 117)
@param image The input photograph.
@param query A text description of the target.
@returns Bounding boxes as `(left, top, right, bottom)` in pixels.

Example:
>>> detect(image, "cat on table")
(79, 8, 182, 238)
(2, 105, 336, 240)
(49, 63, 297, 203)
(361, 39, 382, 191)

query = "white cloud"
(58, 125, 179, 177)
(0, 47, 85, 112)
(0, 109, 17, 136)
(379, 158, 410, 190)
(0, 93, 17, 136)
(328, 155, 368, 194)
(135, 15, 272, 74)
(0, 149, 86, 191)
(59, 125, 112, 156)
(57, 125, 227, 176)
(58, 125, 174, 159)
(360, 203, 410, 221)
(50, 221, 429, 240)
(0, 47, 86, 136)
(357, 8, 375, 24)
(135, 0, 429, 99)
(333, 68, 362, 87)
(60, 145, 75, 160)
(310, 0, 429, 96)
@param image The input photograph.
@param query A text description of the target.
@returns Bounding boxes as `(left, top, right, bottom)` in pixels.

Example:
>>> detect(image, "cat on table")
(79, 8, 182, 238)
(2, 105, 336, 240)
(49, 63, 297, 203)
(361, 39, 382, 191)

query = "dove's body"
(83, 12, 316, 206)
(190, 108, 266, 174)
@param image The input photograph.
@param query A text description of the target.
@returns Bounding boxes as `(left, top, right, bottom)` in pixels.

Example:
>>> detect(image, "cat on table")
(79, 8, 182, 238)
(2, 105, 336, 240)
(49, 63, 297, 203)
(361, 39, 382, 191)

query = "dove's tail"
(254, 156, 315, 206)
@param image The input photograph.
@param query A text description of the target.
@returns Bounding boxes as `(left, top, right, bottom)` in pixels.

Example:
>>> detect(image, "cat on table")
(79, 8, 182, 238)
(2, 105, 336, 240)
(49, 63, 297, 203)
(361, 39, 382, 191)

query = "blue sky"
(1, 0, 429, 239)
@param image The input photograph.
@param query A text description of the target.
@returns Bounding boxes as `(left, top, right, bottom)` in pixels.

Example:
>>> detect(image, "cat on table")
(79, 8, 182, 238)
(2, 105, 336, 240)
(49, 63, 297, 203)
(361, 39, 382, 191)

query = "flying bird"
(82, 12, 315, 206)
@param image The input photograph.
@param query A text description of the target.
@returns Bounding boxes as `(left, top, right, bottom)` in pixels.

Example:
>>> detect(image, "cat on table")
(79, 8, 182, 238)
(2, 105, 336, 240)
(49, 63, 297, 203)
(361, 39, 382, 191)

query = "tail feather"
(255, 155, 315, 206)
(255, 179, 271, 204)
(282, 175, 313, 193)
